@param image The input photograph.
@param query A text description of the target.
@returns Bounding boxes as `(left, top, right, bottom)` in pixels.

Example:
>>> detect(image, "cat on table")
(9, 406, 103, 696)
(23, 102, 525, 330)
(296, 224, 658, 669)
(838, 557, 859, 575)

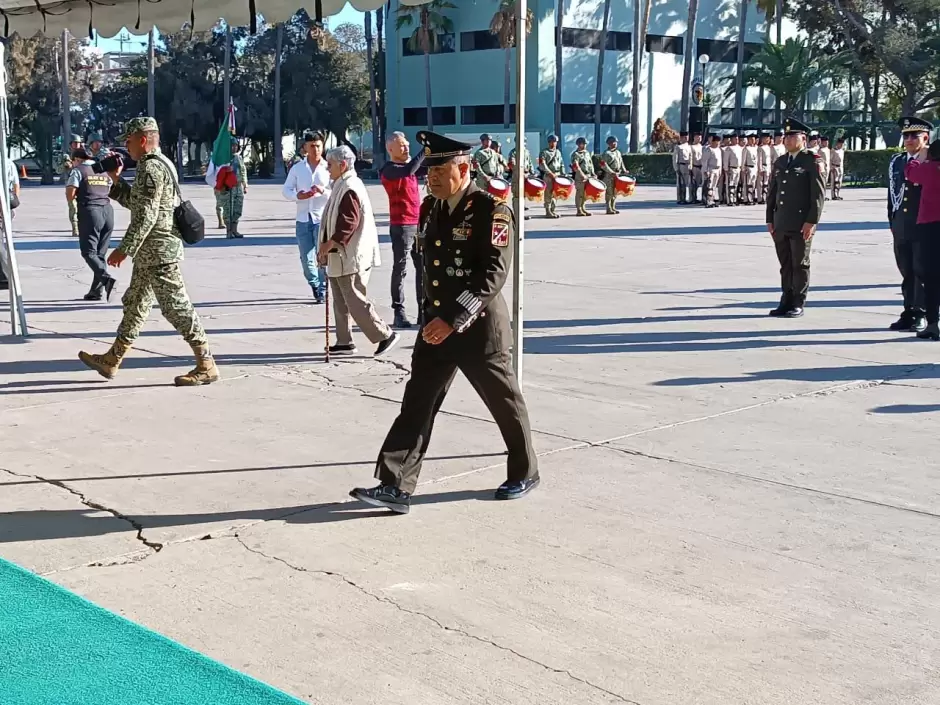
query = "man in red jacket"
(380, 131, 426, 329)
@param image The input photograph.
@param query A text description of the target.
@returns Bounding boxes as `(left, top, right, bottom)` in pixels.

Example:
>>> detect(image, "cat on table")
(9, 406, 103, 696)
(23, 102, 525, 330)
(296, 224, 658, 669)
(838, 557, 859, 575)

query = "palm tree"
(490, 0, 534, 129)
(395, 0, 456, 130)
(679, 0, 700, 132)
(365, 11, 379, 165)
(273, 23, 284, 178)
(554, 0, 564, 139)
(376, 5, 386, 146)
(733, 0, 749, 127)
(594, 0, 612, 151)
(628, 0, 652, 152)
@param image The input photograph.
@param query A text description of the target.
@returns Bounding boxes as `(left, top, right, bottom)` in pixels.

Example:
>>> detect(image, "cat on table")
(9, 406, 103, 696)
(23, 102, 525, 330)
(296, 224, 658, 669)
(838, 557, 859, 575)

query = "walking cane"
(324, 279, 331, 363)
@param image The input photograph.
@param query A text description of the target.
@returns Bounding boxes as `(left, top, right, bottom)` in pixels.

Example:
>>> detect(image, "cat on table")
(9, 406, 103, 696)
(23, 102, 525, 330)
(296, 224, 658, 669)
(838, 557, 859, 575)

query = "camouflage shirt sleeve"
(237, 155, 248, 189)
(116, 158, 167, 259)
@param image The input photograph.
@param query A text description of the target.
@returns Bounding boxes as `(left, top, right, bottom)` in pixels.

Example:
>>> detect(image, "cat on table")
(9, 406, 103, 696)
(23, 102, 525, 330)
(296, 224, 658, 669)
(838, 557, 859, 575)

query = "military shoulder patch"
(491, 221, 510, 247)
(492, 211, 511, 224)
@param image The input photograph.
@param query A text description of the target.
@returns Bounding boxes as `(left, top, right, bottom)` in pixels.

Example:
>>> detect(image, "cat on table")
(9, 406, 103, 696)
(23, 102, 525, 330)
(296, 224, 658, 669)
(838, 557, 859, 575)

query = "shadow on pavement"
(654, 362, 940, 387)
(869, 404, 940, 414)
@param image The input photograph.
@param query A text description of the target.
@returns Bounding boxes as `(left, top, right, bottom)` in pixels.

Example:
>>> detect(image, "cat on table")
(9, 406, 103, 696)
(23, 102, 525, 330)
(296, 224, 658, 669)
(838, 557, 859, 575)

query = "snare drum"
(584, 178, 606, 203)
(487, 177, 511, 201)
(524, 177, 546, 202)
(552, 176, 573, 200)
(614, 175, 636, 197)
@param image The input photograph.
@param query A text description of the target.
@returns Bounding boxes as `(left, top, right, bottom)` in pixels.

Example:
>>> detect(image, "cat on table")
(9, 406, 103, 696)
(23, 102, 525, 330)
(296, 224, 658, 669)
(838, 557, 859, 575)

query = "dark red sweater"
(380, 154, 426, 226)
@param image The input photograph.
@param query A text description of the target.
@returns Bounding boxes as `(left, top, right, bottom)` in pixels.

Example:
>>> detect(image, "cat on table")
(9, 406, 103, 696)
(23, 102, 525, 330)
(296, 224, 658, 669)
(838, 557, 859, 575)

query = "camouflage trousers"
(543, 175, 557, 215)
(117, 262, 208, 346)
(604, 174, 618, 212)
(574, 177, 588, 213)
(68, 199, 79, 235)
(215, 188, 244, 228)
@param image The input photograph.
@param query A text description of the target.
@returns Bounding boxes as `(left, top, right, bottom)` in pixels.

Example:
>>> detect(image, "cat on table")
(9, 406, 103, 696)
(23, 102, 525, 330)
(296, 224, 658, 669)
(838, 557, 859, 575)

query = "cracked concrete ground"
(1, 183, 938, 704)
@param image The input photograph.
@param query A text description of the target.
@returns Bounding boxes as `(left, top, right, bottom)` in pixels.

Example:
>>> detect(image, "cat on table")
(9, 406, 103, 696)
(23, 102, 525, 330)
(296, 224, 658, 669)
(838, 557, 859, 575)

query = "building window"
(560, 28, 631, 51)
(462, 104, 516, 125)
(403, 106, 457, 127)
(646, 34, 683, 55)
(719, 107, 763, 125)
(401, 33, 456, 57)
(460, 30, 502, 52)
(696, 38, 762, 63)
(561, 103, 631, 124)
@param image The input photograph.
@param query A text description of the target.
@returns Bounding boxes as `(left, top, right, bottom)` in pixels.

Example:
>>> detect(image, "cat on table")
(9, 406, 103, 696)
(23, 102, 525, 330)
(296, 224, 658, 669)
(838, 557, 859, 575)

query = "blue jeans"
(295, 217, 326, 296)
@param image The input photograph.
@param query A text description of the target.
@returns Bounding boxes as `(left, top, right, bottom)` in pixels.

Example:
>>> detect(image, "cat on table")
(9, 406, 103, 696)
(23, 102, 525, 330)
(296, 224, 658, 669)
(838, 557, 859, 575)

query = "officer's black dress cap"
(899, 116, 934, 134)
(783, 117, 811, 135)
(416, 131, 474, 166)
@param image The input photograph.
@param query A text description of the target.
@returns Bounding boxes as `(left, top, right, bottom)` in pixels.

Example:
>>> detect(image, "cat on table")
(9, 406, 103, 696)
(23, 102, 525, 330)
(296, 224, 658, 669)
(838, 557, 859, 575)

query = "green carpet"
(0, 558, 307, 705)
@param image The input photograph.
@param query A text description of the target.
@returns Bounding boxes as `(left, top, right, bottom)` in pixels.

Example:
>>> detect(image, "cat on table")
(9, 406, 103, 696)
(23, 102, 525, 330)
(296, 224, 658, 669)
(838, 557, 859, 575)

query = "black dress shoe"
(393, 312, 413, 329)
(889, 314, 914, 331)
(911, 316, 928, 333)
(495, 476, 540, 500)
(83, 291, 103, 301)
(784, 306, 804, 318)
(349, 484, 411, 514)
(916, 322, 940, 340)
(103, 277, 117, 303)
(769, 298, 790, 317)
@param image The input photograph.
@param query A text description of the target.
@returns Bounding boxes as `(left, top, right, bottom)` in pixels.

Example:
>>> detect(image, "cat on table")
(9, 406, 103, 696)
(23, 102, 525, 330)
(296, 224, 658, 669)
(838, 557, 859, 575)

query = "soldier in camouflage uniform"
(472, 133, 503, 190)
(59, 134, 84, 237)
(217, 140, 248, 238)
(508, 140, 533, 220)
(570, 137, 596, 216)
(539, 134, 564, 218)
(599, 135, 626, 214)
(78, 117, 220, 387)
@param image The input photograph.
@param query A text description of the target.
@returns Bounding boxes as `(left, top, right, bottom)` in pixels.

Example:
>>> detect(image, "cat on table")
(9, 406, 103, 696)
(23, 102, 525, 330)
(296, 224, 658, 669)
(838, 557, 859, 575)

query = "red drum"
(487, 177, 511, 201)
(524, 177, 546, 202)
(552, 176, 574, 200)
(614, 175, 636, 197)
(584, 178, 606, 202)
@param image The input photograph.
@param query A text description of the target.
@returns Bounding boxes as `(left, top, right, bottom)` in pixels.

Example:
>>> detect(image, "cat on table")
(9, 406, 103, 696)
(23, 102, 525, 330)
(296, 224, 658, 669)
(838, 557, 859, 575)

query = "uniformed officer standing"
(829, 137, 846, 200)
(725, 134, 743, 206)
(571, 137, 596, 216)
(60, 134, 84, 237)
(351, 131, 540, 514)
(772, 131, 787, 161)
(718, 134, 729, 204)
(673, 131, 692, 204)
(765, 117, 826, 318)
(472, 133, 502, 190)
(742, 133, 759, 205)
(224, 140, 248, 238)
(87, 132, 111, 162)
(78, 117, 220, 387)
(887, 116, 934, 332)
(538, 134, 564, 218)
(702, 134, 722, 208)
(599, 136, 626, 214)
(818, 136, 831, 199)
(757, 133, 774, 204)
(690, 132, 704, 203)
(507, 139, 533, 220)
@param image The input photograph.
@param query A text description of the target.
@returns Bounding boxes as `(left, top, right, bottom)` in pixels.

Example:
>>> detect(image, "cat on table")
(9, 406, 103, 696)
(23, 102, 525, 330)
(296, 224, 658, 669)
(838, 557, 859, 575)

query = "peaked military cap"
(835, 135, 845, 143)
(69, 134, 83, 143)
(899, 116, 933, 134)
(783, 117, 810, 135)
(606, 135, 618, 143)
(547, 133, 558, 141)
(820, 135, 830, 141)
(576, 136, 587, 145)
(116, 116, 159, 141)
(709, 133, 721, 141)
(479, 133, 491, 141)
(774, 130, 784, 137)
(87, 132, 103, 143)
(416, 130, 473, 166)
(679, 130, 689, 137)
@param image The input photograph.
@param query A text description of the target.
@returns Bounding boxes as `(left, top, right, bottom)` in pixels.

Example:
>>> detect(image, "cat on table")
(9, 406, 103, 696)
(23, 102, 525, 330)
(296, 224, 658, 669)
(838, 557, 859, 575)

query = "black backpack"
(146, 155, 205, 245)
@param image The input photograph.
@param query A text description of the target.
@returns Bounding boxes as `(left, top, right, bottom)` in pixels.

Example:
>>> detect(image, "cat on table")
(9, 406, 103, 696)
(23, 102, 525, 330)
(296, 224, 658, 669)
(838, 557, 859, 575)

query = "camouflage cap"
(87, 132, 103, 143)
(69, 134, 83, 144)
(116, 116, 159, 141)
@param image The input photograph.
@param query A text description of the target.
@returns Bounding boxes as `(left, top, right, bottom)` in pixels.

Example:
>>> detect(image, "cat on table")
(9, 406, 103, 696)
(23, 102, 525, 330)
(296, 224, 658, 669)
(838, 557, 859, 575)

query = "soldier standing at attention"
(725, 134, 743, 206)
(757, 132, 774, 204)
(86, 133, 111, 162)
(690, 132, 704, 204)
(887, 116, 933, 333)
(78, 117, 220, 387)
(742, 133, 759, 205)
(818, 135, 832, 199)
(772, 131, 787, 161)
(719, 134, 730, 204)
(223, 140, 248, 238)
(673, 131, 692, 204)
(507, 139, 533, 220)
(538, 134, 564, 218)
(571, 137, 596, 216)
(702, 134, 722, 208)
(806, 131, 820, 157)
(471, 133, 501, 190)
(599, 135, 625, 214)
(351, 131, 540, 514)
(765, 117, 826, 319)
(829, 136, 846, 200)
(60, 134, 83, 237)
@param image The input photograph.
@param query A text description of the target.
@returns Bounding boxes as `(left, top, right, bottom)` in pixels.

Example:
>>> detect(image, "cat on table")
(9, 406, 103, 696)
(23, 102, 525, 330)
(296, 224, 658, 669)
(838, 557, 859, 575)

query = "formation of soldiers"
(674, 130, 846, 208)
(472, 132, 631, 219)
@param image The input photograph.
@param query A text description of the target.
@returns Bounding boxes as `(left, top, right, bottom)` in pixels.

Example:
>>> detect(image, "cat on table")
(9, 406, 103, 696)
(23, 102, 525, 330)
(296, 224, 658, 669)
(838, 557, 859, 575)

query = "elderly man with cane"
(317, 146, 400, 358)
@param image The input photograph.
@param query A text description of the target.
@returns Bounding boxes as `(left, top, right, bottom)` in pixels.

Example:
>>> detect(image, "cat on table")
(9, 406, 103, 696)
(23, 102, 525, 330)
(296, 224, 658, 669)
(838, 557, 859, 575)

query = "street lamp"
(698, 54, 710, 136)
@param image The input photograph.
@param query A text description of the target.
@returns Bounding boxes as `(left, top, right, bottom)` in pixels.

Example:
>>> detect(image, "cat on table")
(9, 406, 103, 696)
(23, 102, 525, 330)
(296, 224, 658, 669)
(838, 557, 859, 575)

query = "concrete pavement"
(1, 182, 938, 704)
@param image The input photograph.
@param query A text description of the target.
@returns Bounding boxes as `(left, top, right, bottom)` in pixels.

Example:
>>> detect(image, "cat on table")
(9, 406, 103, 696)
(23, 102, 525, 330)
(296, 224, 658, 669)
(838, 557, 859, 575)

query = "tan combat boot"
(78, 337, 132, 380)
(174, 343, 221, 386)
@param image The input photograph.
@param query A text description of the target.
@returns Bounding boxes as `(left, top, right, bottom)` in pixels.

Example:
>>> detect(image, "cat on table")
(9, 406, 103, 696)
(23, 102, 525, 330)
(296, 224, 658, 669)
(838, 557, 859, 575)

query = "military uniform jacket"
(702, 146, 721, 172)
(691, 144, 703, 167)
(111, 150, 184, 266)
(726, 145, 743, 168)
(830, 147, 844, 169)
(539, 148, 564, 177)
(757, 145, 774, 173)
(743, 146, 758, 168)
(473, 148, 502, 178)
(817, 147, 831, 176)
(673, 144, 692, 170)
(570, 150, 595, 179)
(888, 153, 922, 230)
(508, 148, 533, 175)
(766, 150, 826, 230)
(418, 182, 515, 355)
(600, 149, 624, 176)
(234, 154, 248, 189)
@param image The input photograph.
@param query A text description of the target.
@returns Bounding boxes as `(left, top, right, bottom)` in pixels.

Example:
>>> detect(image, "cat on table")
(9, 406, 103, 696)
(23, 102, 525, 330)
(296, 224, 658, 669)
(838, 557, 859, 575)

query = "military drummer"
(571, 137, 596, 216)
(765, 117, 826, 318)
(350, 131, 540, 514)
(472, 133, 502, 190)
(539, 134, 564, 219)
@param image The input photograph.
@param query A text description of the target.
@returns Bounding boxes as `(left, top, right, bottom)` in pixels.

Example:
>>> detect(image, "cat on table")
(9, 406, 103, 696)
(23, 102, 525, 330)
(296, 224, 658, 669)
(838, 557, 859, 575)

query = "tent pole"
(0, 43, 27, 336)
(511, 0, 526, 385)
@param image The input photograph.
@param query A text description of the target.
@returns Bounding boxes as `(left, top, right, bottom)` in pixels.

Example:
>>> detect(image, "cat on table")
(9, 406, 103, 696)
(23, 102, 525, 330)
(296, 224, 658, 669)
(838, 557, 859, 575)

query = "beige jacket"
(321, 170, 381, 278)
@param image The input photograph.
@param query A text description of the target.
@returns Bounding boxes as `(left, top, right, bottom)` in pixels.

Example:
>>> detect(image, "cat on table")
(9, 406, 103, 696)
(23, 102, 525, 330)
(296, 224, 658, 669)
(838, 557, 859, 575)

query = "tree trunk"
(274, 23, 285, 179)
(733, 0, 748, 127)
(595, 0, 612, 151)
(223, 25, 232, 113)
(680, 0, 699, 132)
(147, 28, 156, 117)
(60, 30, 70, 148)
(176, 128, 184, 175)
(628, 0, 649, 152)
(554, 0, 563, 139)
(365, 12, 381, 167)
(424, 48, 433, 130)
(376, 7, 386, 146)
(504, 47, 512, 128)
(775, 0, 782, 43)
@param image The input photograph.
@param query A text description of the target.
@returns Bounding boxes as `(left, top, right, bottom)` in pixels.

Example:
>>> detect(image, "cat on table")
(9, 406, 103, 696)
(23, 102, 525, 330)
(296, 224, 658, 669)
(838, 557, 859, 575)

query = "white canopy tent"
(0, 0, 529, 382)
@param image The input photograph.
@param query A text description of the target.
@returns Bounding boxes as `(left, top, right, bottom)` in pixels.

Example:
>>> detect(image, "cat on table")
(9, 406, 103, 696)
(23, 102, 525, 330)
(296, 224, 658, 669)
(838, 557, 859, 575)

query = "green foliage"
(396, 0, 456, 55)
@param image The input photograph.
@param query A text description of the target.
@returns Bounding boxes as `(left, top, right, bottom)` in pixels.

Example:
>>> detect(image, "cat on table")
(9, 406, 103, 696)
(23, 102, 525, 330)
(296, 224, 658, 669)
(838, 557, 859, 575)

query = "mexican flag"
(205, 101, 236, 187)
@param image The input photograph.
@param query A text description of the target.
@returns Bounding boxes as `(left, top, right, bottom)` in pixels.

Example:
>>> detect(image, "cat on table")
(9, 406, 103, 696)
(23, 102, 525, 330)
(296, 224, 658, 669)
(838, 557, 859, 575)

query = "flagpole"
(227, 101, 234, 239)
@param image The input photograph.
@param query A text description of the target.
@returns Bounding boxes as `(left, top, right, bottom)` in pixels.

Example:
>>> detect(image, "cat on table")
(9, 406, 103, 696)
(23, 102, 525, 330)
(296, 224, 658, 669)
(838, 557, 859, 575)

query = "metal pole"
(147, 28, 156, 117)
(511, 0, 526, 384)
(273, 23, 285, 179)
(223, 25, 232, 113)
(0, 43, 27, 336)
(60, 30, 71, 147)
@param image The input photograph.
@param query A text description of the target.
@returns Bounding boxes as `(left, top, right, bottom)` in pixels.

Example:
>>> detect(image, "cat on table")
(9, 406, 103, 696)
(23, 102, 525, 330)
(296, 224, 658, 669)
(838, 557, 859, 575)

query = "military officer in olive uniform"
(765, 117, 826, 318)
(599, 136, 626, 214)
(351, 131, 540, 514)
(78, 117, 220, 387)
(472, 133, 503, 190)
(571, 137, 596, 216)
(60, 134, 84, 237)
(887, 116, 934, 332)
(508, 140, 534, 220)
(539, 134, 564, 218)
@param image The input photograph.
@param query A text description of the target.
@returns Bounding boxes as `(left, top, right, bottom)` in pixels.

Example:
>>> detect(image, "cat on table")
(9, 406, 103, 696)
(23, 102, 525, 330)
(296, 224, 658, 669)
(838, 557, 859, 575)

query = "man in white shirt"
(282, 132, 332, 303)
